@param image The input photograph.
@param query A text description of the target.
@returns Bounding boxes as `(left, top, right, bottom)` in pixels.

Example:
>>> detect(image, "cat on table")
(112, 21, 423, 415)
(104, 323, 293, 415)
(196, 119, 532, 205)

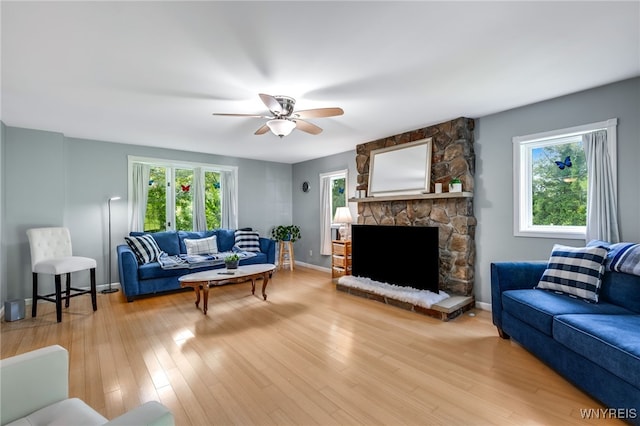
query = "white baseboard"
(294, 261, 331, 273)
(2, 282, 121, 308)
(475, 301, 492, 312)
(1, 282, 122, 322)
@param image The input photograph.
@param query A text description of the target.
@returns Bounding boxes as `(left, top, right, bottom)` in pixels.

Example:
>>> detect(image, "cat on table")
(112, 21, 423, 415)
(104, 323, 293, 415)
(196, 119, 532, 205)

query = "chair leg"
(55, 275, 63, 323)
(65, 273, 71, 308)
(32, 272, 38, 317)
(90, 268, 97, 311)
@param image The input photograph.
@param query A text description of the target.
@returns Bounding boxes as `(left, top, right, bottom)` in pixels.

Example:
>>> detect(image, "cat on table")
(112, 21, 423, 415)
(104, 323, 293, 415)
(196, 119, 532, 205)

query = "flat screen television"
(351, 225, 439, 293)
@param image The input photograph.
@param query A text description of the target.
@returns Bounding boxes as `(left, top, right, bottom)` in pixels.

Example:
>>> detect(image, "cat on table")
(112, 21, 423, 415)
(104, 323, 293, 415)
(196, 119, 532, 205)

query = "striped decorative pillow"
(184, 235, 218, 255)
(537, 244, 608, 302)
(234, 230, 261, 252)
(125, 234, 162, 264)
(587, 240, 640, 276)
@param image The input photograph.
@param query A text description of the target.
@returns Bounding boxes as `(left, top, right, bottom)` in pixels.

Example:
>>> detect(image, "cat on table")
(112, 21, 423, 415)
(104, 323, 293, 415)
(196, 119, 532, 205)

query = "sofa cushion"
(554, 314, 640, 390)
(184, 235, 218, 255)
(599, 271, 640, 314)
(5, 398, 108, 426)
(130, 231, 180, 255)
(138, 262, 191, 280)
(502, 289, 633, 336)
(536, 244, 607, 302)
(217, 229, 236, 252)
(234, 230, 261, 252)
(125, 234, 162, 264)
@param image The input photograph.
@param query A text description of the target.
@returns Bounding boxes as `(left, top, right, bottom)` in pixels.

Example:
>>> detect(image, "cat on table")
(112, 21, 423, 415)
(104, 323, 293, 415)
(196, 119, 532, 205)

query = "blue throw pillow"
(537, 244, 608, 302)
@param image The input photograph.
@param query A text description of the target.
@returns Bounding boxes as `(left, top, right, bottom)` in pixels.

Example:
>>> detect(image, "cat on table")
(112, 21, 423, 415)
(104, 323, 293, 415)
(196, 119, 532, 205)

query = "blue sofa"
(117, 229, 276, 302)
(491, 261, 640, 424)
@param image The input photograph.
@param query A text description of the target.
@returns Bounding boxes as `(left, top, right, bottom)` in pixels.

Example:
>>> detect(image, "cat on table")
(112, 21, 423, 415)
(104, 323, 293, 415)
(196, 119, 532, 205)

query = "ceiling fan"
(213, 93, 344, 138)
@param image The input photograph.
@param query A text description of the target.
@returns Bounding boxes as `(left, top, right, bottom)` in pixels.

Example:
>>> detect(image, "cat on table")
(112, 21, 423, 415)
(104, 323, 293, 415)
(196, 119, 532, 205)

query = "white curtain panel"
(192, 167, 207, 231)
(320, 175, 332, 255)
(583, 130, 620, 243)
(130, 163, 150, 232)
(221, 170, 238, 230)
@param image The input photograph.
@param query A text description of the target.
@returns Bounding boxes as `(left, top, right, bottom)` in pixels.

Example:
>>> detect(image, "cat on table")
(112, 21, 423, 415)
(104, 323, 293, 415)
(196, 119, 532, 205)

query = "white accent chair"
(0, 345, 174, 426)
(27, 227, 98, 323)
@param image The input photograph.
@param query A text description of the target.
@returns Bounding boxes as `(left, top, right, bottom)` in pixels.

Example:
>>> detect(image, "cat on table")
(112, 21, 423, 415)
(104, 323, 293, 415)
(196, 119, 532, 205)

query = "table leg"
(194, 284, 201, 308)
(251, 278, 256, 295)
(202, 283, 210, 315)
(261, 272, 270, 301)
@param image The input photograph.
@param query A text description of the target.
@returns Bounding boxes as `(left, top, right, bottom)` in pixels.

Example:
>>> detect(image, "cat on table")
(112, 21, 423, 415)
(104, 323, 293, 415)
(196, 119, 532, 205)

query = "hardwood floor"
(1, 267, 613, 425)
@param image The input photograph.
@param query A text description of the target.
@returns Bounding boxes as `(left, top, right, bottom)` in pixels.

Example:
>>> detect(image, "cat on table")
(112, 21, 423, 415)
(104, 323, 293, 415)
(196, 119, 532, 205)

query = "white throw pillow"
(184, 235, 218, 255)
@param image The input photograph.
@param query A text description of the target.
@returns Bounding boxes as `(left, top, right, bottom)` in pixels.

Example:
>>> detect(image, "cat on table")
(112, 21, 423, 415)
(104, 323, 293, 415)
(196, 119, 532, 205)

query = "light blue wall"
(4, 128, 67, 300)
(292, 150, 357, 269)
(292, 78, 640, 307)
(0, 122, 5, 306)
(474, 77, 640, 305)
(2, 128, 292, 299)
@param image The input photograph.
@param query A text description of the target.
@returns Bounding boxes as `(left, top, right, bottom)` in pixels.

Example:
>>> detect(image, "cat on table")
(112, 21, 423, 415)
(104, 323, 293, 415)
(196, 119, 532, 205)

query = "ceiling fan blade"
(254, 124, 270, 135)
(259, 93, 283, 115)
(294, 119, 323, 135)
(293, 107, 344, 119)
(212, 113, 270, 118)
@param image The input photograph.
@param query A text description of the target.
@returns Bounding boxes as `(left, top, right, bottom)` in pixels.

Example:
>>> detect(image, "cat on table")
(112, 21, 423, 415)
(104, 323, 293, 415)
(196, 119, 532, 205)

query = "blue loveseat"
(117, 229, 276, 301)
(491, 261, 640, 424)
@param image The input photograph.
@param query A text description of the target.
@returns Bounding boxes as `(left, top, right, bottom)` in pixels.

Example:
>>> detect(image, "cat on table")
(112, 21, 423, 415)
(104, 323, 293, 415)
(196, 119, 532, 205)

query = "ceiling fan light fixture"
(267, 119, 296, 137)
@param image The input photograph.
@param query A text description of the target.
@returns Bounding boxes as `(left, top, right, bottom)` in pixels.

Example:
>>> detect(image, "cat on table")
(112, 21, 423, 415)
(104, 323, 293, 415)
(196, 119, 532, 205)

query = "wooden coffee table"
(178, 264, 276, 315)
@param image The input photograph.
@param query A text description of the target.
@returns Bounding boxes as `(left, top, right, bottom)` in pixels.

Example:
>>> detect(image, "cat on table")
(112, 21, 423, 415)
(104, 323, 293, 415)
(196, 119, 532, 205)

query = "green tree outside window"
(531, 142, 587, 226)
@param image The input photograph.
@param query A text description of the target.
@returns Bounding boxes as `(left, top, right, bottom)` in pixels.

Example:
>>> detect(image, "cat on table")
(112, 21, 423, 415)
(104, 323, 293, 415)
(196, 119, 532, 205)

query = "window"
(128, 157, 236, 232)
(330, 175, 347, 222)
(513, 119, 617, 239)
(320, 169, 349, 255)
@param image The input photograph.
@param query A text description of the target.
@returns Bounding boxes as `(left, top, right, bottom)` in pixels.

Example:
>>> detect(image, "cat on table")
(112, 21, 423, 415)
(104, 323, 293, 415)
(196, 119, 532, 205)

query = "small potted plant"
(449, 177, 462, 193)
(270, 225, 302, 243)
(225, 253, 240, 269)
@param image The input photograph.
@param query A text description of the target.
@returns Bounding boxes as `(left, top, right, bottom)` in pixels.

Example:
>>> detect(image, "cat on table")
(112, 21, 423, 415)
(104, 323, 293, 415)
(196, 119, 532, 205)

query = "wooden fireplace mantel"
(349, 191, 473, 203)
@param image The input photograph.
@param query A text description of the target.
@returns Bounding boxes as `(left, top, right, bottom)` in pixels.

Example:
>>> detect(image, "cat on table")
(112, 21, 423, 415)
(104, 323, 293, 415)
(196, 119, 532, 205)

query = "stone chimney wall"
(354, 117, 476, 296)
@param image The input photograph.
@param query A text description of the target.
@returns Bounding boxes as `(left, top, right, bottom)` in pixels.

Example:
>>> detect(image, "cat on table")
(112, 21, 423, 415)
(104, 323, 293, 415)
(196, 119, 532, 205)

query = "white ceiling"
(2, 1, 639, 164)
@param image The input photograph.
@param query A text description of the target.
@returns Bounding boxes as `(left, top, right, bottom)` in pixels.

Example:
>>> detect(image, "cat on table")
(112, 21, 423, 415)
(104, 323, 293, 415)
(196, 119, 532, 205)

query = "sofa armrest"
(117, 244, 141, 301)
(105, 401, 174, 426)
(490, 261, 547, 332)
(259, 237, 276, 265)
(0, 345, 69, 425)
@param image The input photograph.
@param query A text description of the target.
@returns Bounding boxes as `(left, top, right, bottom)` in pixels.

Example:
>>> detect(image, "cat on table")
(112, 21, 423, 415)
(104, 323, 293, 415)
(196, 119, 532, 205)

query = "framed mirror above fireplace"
(368, 138, 432, 196)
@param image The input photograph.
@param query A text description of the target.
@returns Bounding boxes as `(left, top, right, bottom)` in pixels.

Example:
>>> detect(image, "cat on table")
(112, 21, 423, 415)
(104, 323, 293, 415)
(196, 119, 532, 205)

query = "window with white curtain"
(319, 170, 348, 255)
(128, 156, 238, 232)
(513, 119, 617, 239)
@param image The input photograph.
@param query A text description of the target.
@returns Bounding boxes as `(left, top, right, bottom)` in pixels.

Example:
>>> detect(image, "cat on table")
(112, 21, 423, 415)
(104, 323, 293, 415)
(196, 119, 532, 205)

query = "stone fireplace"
(351, 117, 476, 300)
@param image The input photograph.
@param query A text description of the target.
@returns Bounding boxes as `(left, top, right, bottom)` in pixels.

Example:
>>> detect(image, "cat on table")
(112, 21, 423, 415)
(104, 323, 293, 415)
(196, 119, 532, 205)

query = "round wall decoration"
(301, 181, 310, 193)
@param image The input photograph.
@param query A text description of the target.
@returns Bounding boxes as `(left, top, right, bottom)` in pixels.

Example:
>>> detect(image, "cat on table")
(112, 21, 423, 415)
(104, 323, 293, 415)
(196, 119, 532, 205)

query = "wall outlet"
(309, 250, 313, 256)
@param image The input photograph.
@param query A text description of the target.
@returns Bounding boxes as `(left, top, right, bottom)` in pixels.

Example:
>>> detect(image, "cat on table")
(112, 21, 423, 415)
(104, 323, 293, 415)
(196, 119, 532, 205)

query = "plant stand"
(278, 241, 295, 271)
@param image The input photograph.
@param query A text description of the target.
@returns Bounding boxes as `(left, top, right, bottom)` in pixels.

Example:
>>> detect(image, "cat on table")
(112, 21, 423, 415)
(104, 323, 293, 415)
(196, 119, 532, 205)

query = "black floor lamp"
(102, 196, 121, 294)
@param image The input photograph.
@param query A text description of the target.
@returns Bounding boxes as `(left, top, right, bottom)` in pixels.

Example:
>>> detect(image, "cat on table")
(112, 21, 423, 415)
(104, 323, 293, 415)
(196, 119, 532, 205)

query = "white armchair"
(0, 345, 174, 426)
